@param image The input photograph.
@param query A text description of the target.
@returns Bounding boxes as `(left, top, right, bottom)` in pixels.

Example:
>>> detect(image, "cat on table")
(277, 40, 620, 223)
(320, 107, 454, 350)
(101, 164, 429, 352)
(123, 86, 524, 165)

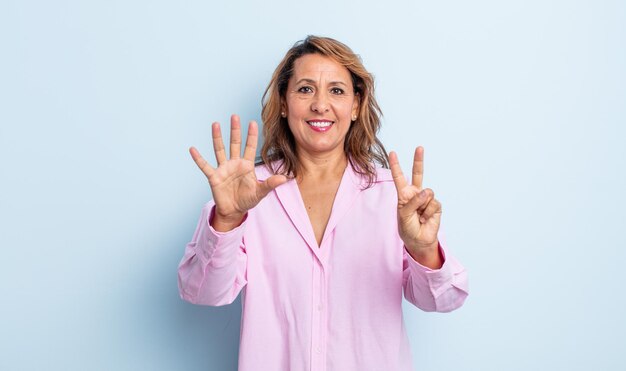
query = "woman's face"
(283, 53, 359, 158)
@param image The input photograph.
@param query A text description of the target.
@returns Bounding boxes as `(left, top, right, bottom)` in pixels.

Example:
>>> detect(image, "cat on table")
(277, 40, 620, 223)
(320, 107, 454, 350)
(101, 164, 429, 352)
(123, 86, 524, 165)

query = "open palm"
(189, 114, 287, 231)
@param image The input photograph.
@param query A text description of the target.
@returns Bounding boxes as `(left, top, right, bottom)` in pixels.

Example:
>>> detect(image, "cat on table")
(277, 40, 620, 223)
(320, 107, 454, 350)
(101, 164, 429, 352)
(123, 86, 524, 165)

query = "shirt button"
(316, 347, 321, 354)
(317, 304, 322, 311)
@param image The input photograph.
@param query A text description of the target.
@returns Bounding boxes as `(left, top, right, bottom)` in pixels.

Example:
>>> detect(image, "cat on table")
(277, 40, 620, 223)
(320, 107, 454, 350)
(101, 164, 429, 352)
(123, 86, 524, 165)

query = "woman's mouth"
(306, 120, 334, 133)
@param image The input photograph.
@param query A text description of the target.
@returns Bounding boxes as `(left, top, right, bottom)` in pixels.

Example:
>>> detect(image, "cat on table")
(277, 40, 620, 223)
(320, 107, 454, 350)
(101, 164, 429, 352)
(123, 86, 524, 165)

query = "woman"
(178, 36, 468, 371)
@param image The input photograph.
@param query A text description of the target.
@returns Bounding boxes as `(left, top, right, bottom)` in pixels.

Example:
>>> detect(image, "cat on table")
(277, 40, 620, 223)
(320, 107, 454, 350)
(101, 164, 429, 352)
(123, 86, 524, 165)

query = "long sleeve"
(402, 234, 469, 312)
(177, 202, 248, 306)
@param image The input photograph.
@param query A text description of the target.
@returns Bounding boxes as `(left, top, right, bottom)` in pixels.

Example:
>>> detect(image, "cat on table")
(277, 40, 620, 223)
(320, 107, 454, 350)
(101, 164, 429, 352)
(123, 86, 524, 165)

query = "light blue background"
(2, 0, 625, 370)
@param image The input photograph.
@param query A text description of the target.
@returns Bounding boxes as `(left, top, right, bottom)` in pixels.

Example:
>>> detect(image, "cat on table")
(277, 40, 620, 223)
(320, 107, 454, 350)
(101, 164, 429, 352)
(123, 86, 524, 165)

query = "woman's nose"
(311, 91, 330, 113)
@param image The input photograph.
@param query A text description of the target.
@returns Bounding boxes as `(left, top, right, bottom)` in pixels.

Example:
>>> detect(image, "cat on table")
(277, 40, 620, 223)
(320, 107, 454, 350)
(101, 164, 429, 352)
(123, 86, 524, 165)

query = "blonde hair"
(260, 35, 389, 186)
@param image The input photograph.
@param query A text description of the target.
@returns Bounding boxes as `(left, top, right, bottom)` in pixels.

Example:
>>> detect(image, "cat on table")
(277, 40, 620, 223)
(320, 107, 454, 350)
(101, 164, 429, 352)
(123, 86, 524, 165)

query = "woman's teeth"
(307, 121, 333, 128)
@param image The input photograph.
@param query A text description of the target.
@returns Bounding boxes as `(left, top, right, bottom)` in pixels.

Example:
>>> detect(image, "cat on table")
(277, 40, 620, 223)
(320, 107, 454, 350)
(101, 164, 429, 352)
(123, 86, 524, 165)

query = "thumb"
(398, 189, 429, 219)
(257, 174, 288, 198)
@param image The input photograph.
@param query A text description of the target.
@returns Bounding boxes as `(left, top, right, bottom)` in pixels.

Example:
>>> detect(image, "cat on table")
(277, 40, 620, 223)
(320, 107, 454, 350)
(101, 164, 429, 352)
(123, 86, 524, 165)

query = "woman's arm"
(389, 147, 469, 311)
(402, 237, 469, 312)
(178, 202, 248, 306)
(179, 115, 286, 305)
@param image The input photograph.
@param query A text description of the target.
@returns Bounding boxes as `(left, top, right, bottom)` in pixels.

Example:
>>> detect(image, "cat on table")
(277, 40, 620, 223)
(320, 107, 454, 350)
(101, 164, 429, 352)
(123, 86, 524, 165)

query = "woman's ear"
(280, 101, 287, 118)
(351, 93, 360, 121)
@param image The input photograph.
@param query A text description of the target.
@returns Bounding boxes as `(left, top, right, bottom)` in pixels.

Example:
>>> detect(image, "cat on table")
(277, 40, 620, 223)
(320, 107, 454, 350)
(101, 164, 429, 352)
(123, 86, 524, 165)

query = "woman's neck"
(295, 148, 348, 183)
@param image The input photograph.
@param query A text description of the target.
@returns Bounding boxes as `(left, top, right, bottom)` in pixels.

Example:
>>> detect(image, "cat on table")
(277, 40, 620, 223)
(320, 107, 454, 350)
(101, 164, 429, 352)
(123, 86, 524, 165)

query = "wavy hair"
(260, 35, 389, 186)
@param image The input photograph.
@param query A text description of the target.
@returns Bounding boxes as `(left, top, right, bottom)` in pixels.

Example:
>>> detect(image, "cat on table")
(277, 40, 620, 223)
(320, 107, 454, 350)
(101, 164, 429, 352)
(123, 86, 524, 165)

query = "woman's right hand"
(189, 114, 288, 232)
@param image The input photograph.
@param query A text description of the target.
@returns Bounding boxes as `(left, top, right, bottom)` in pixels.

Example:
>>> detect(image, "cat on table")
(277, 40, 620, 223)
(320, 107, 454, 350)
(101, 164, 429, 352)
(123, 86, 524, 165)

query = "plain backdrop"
(1, 0, 625, 370)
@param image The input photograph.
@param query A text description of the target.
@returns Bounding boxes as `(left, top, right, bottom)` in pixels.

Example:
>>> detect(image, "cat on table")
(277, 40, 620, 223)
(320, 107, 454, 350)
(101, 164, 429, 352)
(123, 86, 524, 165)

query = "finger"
(243, 120, 258, 161)
(230, 114, 242, 159)
(212, 122, 227, 165)
(189, 146, 215, 178)
(257, 174, 288, 198)
(416, 188, 435, 214)
(398, 188, 429, 218)
(389, 151, 408, 192)
(412, 146, 424, 189)
(419, 198, 442, 224)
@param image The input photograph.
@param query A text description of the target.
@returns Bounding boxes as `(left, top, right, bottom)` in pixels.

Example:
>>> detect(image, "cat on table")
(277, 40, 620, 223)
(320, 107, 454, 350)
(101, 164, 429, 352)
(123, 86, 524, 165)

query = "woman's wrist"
(406, 240, 442, 269)
(211, 210, 246, 232)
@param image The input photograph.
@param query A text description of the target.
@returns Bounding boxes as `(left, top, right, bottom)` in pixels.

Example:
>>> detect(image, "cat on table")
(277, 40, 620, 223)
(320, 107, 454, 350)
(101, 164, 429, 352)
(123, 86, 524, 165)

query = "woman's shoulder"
(349, 165, 395, 191)
(373, 166, 394, 183)
(357, 166, 394, 186)
(254, 162, 272, 181)
(254, 160, 285, 181)
(254, 161, 393, 184)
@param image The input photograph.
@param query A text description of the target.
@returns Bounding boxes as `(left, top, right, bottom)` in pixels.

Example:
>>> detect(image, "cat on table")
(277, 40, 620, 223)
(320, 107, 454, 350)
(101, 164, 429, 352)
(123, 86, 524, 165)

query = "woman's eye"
(331, 87, 345, 95)
(298, 86, 313, 93)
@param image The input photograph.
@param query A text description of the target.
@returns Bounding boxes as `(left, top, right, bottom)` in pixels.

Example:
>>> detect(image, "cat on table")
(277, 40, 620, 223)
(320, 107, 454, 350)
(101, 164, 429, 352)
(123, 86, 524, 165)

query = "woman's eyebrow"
(294, 78, 317, 85)
(294, 78, 349, 87)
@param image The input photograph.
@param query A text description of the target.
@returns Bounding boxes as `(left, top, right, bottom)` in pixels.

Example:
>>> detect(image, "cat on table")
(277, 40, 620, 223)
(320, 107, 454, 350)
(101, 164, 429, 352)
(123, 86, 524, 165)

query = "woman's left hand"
(390, 147, 443, 269)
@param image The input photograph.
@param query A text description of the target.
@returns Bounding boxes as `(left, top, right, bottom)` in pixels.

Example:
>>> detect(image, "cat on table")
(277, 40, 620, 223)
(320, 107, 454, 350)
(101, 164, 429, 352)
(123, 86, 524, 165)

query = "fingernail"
(419, 190, 427, 198)
(420, 217, 426, 223)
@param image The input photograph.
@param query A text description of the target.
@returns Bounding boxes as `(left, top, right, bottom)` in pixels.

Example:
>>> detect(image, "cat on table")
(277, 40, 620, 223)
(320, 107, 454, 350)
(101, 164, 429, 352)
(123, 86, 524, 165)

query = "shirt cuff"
(196, 204, 247, 267)
(405, 241, 466, 299)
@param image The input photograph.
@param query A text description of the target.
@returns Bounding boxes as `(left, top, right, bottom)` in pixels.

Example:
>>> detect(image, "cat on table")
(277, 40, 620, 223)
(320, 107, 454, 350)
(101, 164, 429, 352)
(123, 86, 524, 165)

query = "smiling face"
(282, 53, 359, 159)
